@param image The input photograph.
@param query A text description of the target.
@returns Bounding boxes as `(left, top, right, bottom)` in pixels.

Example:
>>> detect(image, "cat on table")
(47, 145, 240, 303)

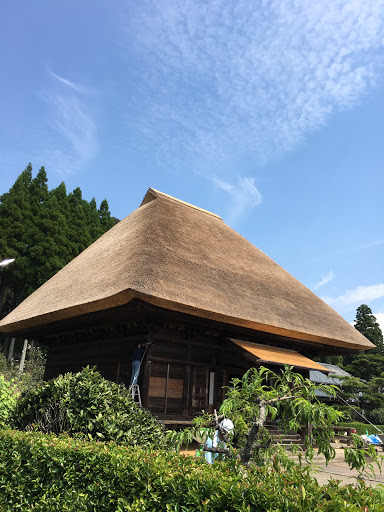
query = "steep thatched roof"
(0, 188, 374, 352)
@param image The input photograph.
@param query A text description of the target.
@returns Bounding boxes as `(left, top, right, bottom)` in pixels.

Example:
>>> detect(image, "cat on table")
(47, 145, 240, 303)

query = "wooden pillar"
(19, 339, 28, 374)
(184, 343, 192, 416)
(183, 364, 191, 416)
(141, 359, 151, 409)
(7, 337, 15, 363)
(208, 371, 215, 414)
(141, 341, 153, 409)
(1, 336, 10, 355)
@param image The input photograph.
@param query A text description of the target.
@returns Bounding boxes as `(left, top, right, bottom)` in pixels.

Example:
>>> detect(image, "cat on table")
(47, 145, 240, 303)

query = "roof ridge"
(140, 188, 222, 220)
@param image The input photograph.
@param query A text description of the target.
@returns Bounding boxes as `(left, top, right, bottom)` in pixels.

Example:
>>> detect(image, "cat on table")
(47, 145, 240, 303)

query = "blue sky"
(1, 1, 383, 332)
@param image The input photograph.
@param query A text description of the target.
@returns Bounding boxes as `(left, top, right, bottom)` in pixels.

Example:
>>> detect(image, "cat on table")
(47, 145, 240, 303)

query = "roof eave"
(0, 291, 375, 353)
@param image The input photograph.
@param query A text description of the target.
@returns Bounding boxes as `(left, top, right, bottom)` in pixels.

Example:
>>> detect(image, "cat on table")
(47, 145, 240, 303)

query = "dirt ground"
(179, 444, 384, 488)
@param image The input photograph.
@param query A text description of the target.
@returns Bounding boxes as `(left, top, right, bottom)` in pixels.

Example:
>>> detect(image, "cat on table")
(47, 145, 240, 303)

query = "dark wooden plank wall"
(44, 335, 146, 382)
(43, 324, 252, 419)
(43, 313, 310, 420)
(146, 332, 254, 418)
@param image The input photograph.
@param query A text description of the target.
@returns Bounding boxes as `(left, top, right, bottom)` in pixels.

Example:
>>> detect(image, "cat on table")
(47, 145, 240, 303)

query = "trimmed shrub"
(0, 375, 17, 428)
(11, 367, 166, 448)
(1, 430, 384, 512)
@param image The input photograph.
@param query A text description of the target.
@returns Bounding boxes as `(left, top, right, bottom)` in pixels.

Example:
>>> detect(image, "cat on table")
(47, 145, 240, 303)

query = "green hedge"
(1, 430, 384, 511)
(11, 367, 167, 449)
(340, 422, 384, 436)
(0, 376, 17, 429)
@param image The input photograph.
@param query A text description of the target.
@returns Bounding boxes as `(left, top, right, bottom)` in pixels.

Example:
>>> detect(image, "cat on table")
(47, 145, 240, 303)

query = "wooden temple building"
(0, 189, 374, 424)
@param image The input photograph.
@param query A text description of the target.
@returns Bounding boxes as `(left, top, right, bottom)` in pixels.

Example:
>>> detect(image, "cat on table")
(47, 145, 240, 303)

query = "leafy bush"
(1, 429, 384, 512)
(170, 366, 346, 467)
(11, 367, 167, 448)
(0, 375, 17, 428)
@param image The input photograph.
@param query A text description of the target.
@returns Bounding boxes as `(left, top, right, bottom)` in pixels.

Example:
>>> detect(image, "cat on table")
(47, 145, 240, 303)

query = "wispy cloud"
(121, 0, 384, 166)
(362, 240, 384, 249)
(50, 94, 96, 160)
(313, 270, 335, 290)
(38, 71, 97, 176)
(322, 283, 384, 309)
(211, 176, 262, 224)
(48, 71, 83, 92)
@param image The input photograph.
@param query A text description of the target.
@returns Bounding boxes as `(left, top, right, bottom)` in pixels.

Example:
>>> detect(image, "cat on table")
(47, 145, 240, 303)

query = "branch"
(203, 444, 231, 456)
(211, 410, 230, 443)
(265, 395, 296, 405)
(208, 411, 224, 428)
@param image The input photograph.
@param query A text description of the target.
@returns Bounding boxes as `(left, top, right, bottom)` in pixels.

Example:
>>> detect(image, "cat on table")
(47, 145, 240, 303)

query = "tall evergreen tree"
(354, 304, 384, 353)
(51, 182, 74, 263)
(68, 187, 93, 256)
(0, 164, 33, 313)
(0, 164, 117, 320)
(338, 355, 384, 421)
(98, 199, 115, 231)
(88, 198, 104, 240)
(338, 307, 384, 421)
(344, 353, 384, 380)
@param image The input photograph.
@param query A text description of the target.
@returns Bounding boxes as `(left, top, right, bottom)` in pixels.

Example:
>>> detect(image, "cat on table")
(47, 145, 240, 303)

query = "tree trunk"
(240, 399, 267, 465)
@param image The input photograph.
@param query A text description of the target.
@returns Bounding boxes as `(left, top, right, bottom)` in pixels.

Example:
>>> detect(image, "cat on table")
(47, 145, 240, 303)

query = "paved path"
(181, 445, 384, 488)
(312, 459, 384, 488)
(300, 449, 384, 488)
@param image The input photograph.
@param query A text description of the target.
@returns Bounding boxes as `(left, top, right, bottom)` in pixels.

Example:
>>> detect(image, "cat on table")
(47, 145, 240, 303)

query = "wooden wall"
(42, 302, 315, 421)
(43, 321, 252, 420)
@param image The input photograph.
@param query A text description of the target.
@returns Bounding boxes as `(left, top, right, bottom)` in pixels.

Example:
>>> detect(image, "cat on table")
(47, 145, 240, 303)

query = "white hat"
(220, 419, 234, 432)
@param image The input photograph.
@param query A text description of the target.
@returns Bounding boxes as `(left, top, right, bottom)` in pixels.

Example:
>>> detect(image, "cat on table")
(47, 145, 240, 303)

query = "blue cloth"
(204, 436, 216, 464)
(130, 359, 141, 386)
(204, 431, 224, 464)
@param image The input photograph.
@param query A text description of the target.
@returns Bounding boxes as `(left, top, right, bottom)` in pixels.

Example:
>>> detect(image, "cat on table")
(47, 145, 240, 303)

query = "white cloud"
(120, 0, 384, 166)
(313, 270, 335, 290)
(322, 283, 384, 309)
(374, 313, 384, 334)
(211, 176, 262, 224)
(39, 71, 97, 175)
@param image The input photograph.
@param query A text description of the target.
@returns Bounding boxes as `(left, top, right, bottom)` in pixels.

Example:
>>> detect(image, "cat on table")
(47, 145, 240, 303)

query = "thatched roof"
(0, 188, 374, 352)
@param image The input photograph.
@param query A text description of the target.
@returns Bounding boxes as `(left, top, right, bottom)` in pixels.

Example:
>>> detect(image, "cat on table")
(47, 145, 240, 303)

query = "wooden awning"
(230, 339, 329, 372)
